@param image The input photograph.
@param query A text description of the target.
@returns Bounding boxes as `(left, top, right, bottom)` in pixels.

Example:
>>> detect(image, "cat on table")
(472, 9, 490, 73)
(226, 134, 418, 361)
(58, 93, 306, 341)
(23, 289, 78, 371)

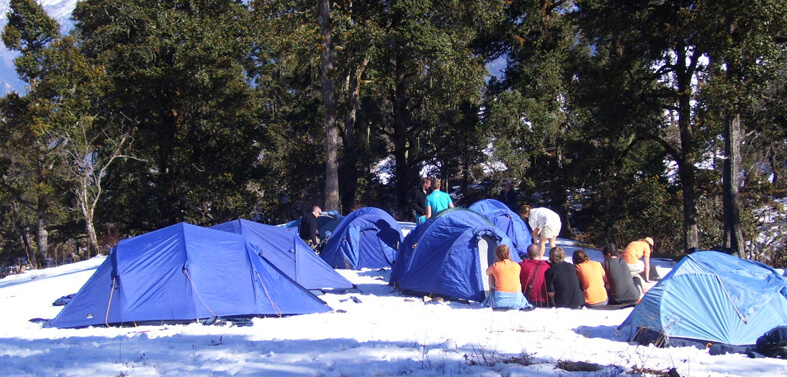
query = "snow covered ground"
(1, 256, 786, 377)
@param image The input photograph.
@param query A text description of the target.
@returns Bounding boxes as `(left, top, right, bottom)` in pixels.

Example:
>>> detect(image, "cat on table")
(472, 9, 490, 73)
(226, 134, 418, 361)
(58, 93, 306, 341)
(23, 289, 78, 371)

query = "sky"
(2, 250, 786, 377)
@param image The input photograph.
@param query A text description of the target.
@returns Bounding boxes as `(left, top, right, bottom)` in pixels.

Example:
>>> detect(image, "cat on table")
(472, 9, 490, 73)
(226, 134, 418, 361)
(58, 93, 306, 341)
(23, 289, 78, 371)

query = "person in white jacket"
(519, 205, 562, 258)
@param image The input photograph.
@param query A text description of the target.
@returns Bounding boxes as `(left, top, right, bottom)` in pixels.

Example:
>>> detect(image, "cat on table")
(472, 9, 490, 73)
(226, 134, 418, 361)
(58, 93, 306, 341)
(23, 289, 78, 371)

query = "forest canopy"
(1, 0, 785, 269)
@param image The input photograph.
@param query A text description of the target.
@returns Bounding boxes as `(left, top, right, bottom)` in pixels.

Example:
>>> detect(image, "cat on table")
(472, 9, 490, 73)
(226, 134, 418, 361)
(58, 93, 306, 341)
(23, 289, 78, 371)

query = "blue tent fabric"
(619, 251, 787, 347)
(391, 208, 518, 302)
(468, 198, 511, 214)
(49, 223, 330, 328)
(211, 219, 353, 291)
(320, 207, 403, 270)
(469, 199, 533, 258)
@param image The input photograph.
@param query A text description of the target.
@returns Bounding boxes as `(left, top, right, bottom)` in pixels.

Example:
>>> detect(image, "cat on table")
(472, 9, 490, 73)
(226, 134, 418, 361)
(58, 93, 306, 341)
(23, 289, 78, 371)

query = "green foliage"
(2, 0, 60, 82)
(363, 0, 491, 215)
(589, 176, 684, 257)
(0, 0, 74, 264)
(75, 0, 264, 230)
(0, 0, 785, 267)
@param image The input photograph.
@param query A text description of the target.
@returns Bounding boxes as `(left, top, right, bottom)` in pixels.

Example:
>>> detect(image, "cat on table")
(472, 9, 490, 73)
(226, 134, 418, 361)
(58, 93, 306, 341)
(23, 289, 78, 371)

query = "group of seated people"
(483, 238, 655, 310)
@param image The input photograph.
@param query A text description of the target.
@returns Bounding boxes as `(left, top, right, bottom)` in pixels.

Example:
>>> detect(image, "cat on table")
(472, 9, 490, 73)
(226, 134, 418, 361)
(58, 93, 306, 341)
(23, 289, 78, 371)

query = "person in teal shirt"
(425, 178, 454, 219)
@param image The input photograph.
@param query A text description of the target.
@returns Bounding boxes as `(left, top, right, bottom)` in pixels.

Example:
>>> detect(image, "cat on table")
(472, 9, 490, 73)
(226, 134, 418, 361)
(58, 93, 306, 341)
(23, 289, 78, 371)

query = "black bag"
(756, 326, 787, 359)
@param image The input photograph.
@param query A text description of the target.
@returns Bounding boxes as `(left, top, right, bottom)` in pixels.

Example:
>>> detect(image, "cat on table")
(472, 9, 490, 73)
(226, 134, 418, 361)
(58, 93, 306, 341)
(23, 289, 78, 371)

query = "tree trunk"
(340, 59, 368, 212)
(85, 217, 99, 257)
(319, 0, 340, 212)
(35, 195, 48, 262)
(676, 45, 699, 251)
(393, 57, 413, 218)
(79, 186, 100, 257)
(723, 113, 744, 256)
(35, 213, 46, 267)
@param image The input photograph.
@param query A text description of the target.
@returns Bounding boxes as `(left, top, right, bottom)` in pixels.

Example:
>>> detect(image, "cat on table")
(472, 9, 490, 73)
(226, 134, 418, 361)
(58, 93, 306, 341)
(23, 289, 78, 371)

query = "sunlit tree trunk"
(723, 113, 744, 256)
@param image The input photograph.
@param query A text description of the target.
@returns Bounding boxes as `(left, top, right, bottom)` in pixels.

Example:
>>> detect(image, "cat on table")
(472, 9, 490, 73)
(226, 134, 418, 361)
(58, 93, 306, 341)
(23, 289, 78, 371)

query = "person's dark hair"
(602, 243, 619, 257)
(495, 245, 510, 261)
(549, 246, 566, 264)
(572, 249, 589, 264)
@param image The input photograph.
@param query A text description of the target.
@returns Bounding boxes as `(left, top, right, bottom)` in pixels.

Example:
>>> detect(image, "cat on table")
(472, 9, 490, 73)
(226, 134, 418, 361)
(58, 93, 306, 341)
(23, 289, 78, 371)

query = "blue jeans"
(482, 290, 533, 310)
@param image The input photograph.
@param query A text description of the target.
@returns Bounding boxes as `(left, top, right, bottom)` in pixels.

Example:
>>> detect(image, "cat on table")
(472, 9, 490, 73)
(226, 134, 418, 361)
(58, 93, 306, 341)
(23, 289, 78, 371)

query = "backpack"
(755, 326, 787, 359)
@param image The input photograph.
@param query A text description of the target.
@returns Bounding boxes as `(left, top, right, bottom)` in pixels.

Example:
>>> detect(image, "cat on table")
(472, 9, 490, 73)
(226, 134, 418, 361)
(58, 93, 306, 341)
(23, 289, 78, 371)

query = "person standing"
(602, 244, 640, 305)
(622, 237, 654, 283)
(409, 177, 431, 224)
(496, 179, 519, 212)
(519, 205, 562, 258)
(483, 245, 532, 310)
(573, 249, 608, 307)
(299, 206, 322, 249)
(425, 178, 454, 219)
(519, 244, 551, 307)
(544, 247, 584, 309)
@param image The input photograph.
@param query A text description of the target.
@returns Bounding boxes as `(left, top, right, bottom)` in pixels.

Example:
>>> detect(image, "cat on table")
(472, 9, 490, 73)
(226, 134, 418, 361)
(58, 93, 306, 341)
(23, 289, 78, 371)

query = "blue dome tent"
(211, 219, 354, 291)
(619, 251, 787, 350)
(320, 207, 403, 269)
(391, 208, 518, 302)
(49, 223, 331, 328)
(469, 199, 533, 258)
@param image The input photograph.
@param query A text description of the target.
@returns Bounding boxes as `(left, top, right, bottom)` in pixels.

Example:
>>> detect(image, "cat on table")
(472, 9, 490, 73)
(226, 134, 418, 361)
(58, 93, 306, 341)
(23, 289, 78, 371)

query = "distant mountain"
(1, 0, 77, 96)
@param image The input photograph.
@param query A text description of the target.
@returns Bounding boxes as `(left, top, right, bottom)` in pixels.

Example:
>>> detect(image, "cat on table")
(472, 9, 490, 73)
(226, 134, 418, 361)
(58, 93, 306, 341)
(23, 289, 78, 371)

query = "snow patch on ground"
(1, 256, 785, 376)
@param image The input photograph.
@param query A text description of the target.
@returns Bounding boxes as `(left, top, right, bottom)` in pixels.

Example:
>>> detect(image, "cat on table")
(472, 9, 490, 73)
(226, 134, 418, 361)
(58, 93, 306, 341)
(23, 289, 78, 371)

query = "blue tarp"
(49, 223, 331, 328)
(469, 199, 533, 258)
(211, 219, 353, 291)
(391, 208, 518, 302)
(320, 207, 402, 269)
(619, 251, 787, 346)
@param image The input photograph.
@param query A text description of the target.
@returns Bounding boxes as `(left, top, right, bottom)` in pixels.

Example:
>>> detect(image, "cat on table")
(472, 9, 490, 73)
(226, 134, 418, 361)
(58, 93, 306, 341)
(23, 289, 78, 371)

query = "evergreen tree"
(74, 0, 263, 230)
(0, 0, 66, 264)
(362, 0, 490, 217)
(574, 0, 728, 250)
(483, 0, 584, 234)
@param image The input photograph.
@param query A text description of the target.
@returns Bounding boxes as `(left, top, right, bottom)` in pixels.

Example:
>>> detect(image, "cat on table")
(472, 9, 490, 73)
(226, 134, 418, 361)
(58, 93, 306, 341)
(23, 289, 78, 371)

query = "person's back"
(603, 258, 640, 304)
(622, 240, 650, 264)
(544, 247, 584, 308)
(488, 259, 521, 293)
(483, 245, 531, 310)
(622, 237, 655, 285)
(519, 259, 550, 307)
(527, 207, 560, 230)
(425, 178, 454, 218)
(426, 190, 451, 214)
(573, 249, 608, 306)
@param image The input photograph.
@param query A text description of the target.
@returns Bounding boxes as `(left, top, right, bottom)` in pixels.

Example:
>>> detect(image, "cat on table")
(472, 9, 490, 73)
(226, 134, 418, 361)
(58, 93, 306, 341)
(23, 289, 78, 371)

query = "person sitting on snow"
(573, 249, 608, 307)
(519, 244, 551, 307)
(482, 245, 532, 310)
(544, 246, 584, 309)
(602, 243, 641, 305)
